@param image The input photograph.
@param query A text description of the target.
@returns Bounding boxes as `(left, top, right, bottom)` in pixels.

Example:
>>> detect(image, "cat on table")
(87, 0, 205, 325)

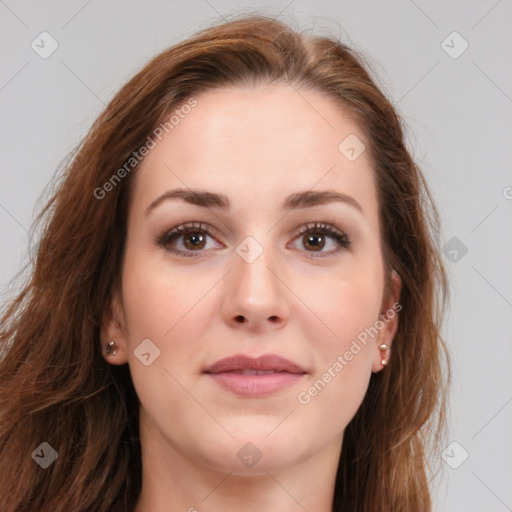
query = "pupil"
(184, 233, 205, 249)
(305, 234, 324, 251)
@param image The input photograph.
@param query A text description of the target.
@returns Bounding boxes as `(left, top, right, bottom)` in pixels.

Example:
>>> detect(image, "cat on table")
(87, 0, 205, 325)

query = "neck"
(134, 417, 341, 512)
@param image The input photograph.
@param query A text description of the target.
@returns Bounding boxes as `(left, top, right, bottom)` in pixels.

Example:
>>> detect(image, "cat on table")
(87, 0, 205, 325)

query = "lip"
(204, 354, 307, 397)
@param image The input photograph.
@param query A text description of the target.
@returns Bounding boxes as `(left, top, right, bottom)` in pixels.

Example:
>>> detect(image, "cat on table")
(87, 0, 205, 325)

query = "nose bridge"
(233, 237, 280, 305)
(222, 234, 289, 330)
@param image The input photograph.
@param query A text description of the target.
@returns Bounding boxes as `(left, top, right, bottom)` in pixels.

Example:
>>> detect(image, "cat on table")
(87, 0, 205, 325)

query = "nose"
(221, 245, 290, 334)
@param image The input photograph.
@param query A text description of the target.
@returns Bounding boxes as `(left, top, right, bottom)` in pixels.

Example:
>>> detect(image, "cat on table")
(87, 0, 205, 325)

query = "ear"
(371, 269, 402, 373)
(100, 292, 129, 365)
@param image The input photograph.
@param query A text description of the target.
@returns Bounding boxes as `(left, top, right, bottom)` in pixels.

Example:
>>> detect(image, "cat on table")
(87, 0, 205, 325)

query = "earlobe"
(104, 340, 118, 356)
(100, 295, 129, 365)
(371, 269, 402, 373)
(378, 344, 389, 366)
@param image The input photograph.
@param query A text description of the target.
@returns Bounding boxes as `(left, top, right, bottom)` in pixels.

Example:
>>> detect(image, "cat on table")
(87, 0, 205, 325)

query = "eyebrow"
(145, 188, 363, 215)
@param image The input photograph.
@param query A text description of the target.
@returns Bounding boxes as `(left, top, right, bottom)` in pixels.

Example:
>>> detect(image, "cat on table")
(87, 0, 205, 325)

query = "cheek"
(297, 346, 372, 443)
(293, 295, 378, 441)
(292, 263, 382, 412)
(295, 262, 384, 349)
(120, 248, 214, 340)
(119, 250, 226, 394)
(118, 252, 215, 419)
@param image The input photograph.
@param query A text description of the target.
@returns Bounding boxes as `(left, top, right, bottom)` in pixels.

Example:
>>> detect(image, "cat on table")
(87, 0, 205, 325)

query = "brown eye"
(290, 222, 351, 258)
(156, 222, 222, 257)
(182, 232, 207, 250)
(302, 233, 326, 251)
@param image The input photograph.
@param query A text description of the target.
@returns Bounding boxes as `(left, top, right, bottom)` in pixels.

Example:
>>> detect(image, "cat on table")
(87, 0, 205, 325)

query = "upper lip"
(204, 354, 307, 374)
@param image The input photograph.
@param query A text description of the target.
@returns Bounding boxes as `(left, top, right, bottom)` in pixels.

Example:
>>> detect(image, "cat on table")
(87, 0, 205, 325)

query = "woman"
(0, 15, 449, 512)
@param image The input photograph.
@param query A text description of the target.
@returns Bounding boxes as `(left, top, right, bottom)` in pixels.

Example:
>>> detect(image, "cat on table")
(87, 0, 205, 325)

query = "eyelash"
(155, 221, 352, 259)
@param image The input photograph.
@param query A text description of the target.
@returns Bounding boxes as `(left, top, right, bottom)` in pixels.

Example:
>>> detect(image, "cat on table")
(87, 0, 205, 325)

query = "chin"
(194, 425, 314, 474)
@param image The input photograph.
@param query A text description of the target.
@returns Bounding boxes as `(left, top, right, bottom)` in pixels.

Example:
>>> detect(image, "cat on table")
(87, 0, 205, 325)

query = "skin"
(102, 84, 401, 512)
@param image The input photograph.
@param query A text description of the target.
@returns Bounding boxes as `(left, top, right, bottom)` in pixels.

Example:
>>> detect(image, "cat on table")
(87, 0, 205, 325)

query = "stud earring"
(105, 340, 117, 356)
(379, 344, 388, 366)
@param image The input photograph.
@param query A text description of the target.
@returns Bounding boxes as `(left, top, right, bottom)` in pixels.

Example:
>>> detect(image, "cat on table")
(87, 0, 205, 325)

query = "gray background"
(1, 1, 511, 510)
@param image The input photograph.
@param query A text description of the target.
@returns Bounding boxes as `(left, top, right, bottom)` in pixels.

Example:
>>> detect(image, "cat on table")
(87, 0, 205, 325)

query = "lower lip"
(206, 372, 305, 397)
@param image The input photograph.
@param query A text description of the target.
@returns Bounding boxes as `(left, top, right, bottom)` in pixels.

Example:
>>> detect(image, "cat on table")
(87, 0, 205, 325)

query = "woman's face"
(103, 84, 401, 474)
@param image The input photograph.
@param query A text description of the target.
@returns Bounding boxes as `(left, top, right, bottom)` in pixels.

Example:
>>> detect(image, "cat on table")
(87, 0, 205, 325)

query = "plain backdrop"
(1, 1, 511, 511)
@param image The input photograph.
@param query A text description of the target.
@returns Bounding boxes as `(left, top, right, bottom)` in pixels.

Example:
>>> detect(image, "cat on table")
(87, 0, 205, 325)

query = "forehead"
(133, 84, 378, 218)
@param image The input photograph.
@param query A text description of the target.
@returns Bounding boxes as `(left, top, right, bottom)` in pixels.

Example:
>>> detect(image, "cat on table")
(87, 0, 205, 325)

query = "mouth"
(222, 369, 287, 375)
(203, 354, 307, 397)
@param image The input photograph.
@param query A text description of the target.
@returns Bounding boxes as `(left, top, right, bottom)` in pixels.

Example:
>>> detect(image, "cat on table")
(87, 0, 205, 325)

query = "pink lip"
(204, 354, 307, 397)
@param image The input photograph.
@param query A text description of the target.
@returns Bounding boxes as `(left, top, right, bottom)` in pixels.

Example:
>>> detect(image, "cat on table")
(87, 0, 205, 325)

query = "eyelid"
(292, 221, 349, 241)
(155, 221, 223, 252)
(157, 222, 222, 241)
(289, 222, 351, 257)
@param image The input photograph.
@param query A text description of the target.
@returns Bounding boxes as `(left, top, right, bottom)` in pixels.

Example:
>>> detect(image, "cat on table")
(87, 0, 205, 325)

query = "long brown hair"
(0, 15, 449, 511)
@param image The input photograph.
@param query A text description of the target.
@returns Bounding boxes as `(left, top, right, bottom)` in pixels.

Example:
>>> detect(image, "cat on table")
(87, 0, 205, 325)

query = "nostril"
(235, 315, 245, 323)
(269, 315, 279, 322)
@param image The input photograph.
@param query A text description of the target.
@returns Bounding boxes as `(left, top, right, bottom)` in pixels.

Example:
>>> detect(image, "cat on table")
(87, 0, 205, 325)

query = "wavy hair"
(0, 15, 449, 511)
